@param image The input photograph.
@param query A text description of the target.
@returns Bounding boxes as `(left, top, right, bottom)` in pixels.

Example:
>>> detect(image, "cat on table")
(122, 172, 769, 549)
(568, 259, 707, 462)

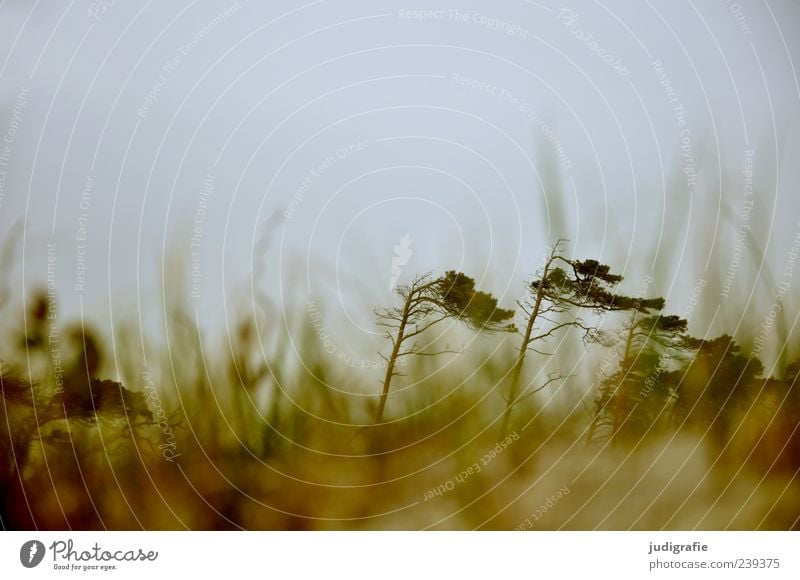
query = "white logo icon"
(390, 234, 413, 290)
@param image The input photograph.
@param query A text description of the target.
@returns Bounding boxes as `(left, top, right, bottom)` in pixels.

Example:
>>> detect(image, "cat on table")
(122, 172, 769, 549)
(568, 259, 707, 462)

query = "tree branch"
(402, 314, 449, 341)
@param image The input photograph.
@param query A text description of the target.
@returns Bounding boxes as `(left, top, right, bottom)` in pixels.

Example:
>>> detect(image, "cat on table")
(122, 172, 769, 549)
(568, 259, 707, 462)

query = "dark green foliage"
(589, 313, 695, 444)
(594, 350, 673, 443)
(625, 314, 697, 358)
(781, 359, 800, 424)
(45, 379, 153, 423)
(436, 270, 516, 331)
(21, 290, 49, 349)
(668, 335, 764, 444)
(572, 259, 623, 283)
(753, 359, 800, 475)
(0, 290, 157, 529)
(0, 373, 35, 406)
(636, 314, 685, 336)
(784, 359, 800, 393)
(535, 263, 664, 314)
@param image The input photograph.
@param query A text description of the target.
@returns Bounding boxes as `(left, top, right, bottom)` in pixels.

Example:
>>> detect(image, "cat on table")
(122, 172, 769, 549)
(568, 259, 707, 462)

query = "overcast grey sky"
(1, 0, 798, 372)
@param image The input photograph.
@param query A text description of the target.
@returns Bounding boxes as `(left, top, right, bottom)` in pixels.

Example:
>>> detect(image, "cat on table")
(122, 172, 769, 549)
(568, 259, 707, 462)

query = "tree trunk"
(611, 324, 637, 439)
(501, 262, 550, 435)
(375, 292, 413, 423)
(587, 321, 636, 445)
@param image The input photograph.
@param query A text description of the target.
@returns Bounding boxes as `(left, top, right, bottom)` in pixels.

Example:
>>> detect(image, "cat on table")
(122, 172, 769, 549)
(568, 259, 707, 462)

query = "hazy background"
(1, 0, 799, 380)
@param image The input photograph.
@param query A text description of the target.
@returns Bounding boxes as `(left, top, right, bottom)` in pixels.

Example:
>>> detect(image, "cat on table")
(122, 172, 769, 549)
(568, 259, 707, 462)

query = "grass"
(0, 161, 798, 530)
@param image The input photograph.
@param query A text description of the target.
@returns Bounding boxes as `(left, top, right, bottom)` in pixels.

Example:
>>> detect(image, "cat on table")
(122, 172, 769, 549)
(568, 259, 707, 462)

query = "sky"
(0, 0, 798, 374)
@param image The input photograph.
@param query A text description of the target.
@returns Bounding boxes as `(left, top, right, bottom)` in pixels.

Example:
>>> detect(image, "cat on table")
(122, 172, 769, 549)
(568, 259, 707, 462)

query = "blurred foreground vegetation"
(1, 254, 799, 531)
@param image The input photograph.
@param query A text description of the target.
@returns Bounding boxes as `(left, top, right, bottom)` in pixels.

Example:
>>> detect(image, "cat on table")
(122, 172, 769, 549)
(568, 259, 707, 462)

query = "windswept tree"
(374, 271, 514, 423)
(754, 359, 800, 475)
(589, 313, 697, 444)
(502, 241, 663, 434)
(667, 334, 763, 447)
